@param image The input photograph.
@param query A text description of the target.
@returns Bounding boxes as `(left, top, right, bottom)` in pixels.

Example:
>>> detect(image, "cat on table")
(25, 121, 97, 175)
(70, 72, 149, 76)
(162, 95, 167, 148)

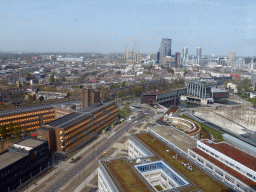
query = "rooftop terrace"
(149, 126, 197, 153)
(134, 133, 230, 192)
(104, 158, 152, 192)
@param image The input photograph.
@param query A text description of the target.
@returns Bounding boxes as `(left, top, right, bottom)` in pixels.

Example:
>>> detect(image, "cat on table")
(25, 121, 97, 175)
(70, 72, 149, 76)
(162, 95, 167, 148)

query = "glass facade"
(159, 38, 172, 65)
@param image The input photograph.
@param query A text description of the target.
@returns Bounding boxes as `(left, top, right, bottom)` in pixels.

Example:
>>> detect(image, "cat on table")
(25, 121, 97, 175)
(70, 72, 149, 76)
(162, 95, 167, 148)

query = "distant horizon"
(0, 51, 254, 59)
(1, 0, 256, 56)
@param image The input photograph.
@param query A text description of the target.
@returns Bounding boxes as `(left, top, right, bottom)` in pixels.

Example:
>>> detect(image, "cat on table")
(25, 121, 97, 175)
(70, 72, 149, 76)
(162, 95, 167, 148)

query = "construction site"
(194, 105, 256, 138)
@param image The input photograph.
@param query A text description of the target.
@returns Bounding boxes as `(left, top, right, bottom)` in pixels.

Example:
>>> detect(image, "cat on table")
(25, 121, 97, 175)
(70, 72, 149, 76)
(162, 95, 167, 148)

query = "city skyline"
(1, 0, 256, 55)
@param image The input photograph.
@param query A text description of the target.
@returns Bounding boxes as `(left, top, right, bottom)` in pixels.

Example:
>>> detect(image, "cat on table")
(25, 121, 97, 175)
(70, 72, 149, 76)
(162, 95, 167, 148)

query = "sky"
(1, 0, 256, 56)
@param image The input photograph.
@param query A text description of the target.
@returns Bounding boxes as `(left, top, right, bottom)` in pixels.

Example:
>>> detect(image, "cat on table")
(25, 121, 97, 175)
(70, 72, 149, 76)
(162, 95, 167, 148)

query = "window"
(197, 157, 204, 164)
(161, 174, 167, 181)
(206, 163, 213, 170)
(237, 183, 247, 192)
(247, 173, 253, 178)
(215, 169, 223, 177)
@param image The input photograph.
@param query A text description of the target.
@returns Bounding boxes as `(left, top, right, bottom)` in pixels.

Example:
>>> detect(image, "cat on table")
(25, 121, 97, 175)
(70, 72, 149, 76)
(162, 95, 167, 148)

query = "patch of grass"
(106, 159, 150, 192)
(136, 133, 229, 192)
(182, 115, 223, 142)
(155, 185, 163, 191)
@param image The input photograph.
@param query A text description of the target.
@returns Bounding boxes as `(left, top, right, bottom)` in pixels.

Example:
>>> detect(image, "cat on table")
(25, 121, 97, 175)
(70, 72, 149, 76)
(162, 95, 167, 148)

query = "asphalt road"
(43, 111, 145, 192)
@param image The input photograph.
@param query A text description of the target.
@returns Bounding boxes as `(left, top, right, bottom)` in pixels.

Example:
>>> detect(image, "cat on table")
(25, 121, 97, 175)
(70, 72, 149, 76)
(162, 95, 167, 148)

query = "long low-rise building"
(0, 101, 79, 137)
(188, 139, 256, 192)
(98, 129, 231, 192)
(99, 124, 256, 192)
(141, 88, 187, 105)
(37, 102, 119, 153)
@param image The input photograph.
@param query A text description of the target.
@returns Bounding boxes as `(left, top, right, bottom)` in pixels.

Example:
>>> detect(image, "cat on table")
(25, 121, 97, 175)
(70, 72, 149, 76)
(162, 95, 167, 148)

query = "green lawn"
(106, 159, 150, 192)
(136, 133, 229, 192)
(155, 185, 163, 191)
(182, 115, 223, 142)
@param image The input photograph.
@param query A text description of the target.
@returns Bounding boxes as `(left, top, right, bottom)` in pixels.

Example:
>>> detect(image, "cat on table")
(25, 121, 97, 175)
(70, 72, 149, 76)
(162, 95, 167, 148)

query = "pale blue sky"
(1, 0, 256, 56)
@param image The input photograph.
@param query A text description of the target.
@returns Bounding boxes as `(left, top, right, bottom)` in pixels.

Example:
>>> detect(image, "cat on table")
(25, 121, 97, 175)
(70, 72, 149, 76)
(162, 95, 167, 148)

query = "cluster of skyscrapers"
(156, 38, 202, 67)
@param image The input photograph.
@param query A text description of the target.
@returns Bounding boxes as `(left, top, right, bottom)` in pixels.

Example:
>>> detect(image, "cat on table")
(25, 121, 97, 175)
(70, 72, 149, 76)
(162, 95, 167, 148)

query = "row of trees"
(0, 122, 23, 140)
(100, 79, 185, 100)
(50, 72, 66, 83)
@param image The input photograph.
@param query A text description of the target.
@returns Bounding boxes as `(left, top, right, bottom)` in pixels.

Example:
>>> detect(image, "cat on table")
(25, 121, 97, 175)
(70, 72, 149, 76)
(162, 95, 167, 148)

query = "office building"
(157, 52, 160, 63)
(37, 102, 119, 154)
(229, 50, 236, 61)
(141, 88, 187, 105)
(159, 38, 172, 65)
(136, 52, 142, 64)
(183, 47, 188, 58)
(175, 52, 180, 68)
(124, 50, 135, 63)
(0, 138, 52, 192)
(229, 50, 236, 66)
(0, 107, 56, 134)
(189, 139, 256, 192)
(195, 47, 202, 59)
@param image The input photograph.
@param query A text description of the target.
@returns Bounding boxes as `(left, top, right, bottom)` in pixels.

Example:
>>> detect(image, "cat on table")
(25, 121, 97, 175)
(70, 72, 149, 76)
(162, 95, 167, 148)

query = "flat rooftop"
(47, 112, 89, 128)
(191, 148, 256, 190)
(14, 138, 46, 148)
(103, 158, 153, 192)
(0, 100, 81, 116)
(132, 133, 229, 192)
(149, 126, 197, 153)
(211, 88, 228, 93)
(102, 157, 198, 192)
(200, 140, 256, 172)
(0, 151, 26, 170)
(46, 102, 115, 129)
(142, 88, 186, 96)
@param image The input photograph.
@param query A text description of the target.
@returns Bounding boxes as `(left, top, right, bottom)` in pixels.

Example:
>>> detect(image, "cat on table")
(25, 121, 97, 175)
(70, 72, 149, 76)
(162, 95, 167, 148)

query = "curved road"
(43, 110, 146, 192)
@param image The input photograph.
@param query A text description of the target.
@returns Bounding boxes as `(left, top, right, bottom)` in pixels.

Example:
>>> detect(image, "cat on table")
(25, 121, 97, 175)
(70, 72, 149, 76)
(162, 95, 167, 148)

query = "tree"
(50, 73, 55, 83)
(0, 124, 7, 140)
(184, 69, 189, 76)
(14, 123, 21, 138)
(121, 81, 126, 87)
(134, 86, 143, 96)
(23, 72, 33, 81)
(100, 86, 109, 100)
(27, 93, 34, 101)
(166, 67, 174, 74)
(8, 122, 14, 138)
(61, 76, 66, 82)
(39, 95, 44, 102)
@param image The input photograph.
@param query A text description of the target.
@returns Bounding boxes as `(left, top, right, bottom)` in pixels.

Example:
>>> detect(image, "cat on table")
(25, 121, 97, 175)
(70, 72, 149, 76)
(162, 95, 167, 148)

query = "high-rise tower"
(195, 47, 202, 59)
(159, 38, 172, 65)
(183, 47, 188, 58)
